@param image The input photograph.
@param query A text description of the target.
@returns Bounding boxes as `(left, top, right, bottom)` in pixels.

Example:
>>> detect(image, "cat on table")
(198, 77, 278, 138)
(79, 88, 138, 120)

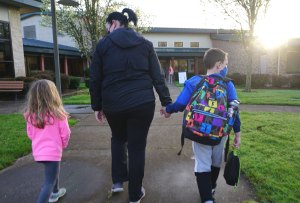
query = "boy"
(162, 48, 241, 203)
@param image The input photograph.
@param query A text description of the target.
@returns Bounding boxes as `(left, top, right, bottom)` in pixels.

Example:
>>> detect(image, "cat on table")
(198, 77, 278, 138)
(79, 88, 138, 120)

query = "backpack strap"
(177, 131, 185, 155)
(193, 75, 208, 94)
(177, 76, 207, 156)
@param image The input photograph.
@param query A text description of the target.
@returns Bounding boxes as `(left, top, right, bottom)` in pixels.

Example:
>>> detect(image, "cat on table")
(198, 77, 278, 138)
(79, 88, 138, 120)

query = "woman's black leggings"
(104, 102, 155, 202)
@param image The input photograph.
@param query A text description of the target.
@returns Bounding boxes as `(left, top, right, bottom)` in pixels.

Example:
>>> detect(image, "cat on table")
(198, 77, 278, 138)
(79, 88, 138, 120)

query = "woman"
(89, 8, 172, 203)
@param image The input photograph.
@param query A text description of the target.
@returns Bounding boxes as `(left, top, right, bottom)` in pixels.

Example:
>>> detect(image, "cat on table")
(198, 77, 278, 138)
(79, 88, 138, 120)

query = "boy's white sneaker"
(129, 187, 145, 203)
(48, 188, 66, 202)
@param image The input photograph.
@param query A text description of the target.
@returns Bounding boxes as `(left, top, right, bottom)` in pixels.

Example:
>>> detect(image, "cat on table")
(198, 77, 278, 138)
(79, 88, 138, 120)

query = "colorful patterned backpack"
(178, 75, 238, 153)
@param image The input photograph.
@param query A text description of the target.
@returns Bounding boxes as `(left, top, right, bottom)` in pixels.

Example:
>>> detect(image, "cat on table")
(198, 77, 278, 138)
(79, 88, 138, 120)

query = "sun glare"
(256, 0, 300, 49)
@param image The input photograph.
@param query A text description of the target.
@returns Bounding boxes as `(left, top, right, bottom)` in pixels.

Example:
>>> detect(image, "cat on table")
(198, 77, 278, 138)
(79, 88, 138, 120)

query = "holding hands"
(160, 107, 171, 118)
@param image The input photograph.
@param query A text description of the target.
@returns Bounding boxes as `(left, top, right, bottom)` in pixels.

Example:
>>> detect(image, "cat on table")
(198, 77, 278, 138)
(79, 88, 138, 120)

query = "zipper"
(192, 109, 227, 121)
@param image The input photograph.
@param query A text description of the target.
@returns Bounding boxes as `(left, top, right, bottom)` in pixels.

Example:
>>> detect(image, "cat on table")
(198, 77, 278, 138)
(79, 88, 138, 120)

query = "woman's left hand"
(160, 107, 171, 118)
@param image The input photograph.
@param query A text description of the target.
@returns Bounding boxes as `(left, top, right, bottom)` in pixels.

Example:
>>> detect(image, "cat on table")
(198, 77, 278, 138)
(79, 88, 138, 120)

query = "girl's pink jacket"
(25, 114, 71, 161)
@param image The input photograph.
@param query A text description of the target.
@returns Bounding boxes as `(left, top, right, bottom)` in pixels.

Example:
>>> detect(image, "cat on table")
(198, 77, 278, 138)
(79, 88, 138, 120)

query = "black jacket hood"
(107, 28, 144, 48)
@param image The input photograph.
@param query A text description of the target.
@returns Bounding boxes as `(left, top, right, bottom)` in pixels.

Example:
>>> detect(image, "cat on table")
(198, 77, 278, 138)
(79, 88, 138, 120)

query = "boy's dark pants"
(104, 102, 155, 202)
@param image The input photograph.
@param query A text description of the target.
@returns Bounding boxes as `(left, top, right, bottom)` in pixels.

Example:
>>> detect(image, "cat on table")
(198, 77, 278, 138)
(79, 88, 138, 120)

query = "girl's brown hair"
(24, 79, 69, 128)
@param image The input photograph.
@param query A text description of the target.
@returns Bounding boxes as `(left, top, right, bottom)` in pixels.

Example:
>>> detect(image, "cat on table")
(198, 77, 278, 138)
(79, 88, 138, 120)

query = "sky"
(123, 0, 300, 48)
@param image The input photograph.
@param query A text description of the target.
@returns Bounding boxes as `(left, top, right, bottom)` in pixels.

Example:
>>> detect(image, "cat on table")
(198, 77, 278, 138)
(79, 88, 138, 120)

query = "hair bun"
(121, 8, 138, 26)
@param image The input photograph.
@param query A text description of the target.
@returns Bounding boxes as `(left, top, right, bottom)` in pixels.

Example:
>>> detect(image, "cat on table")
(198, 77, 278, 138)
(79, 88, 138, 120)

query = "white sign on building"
(178, 72, 187, 84)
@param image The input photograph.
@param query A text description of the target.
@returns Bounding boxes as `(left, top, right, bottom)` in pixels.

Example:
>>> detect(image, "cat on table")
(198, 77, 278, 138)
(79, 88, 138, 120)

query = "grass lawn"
(64, 83, 300, 106)
(79, 82, 87, 89)
(63, 89, 90, 105)
(175, 82, 300, 106)
(0, 114, 78, 170)
(239, 111, 300, 202)
(237, 89, 300, 106)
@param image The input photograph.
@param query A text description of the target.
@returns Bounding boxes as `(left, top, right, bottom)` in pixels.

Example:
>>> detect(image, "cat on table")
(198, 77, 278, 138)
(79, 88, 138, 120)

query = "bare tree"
(41, 0, 150, 63)
(200, 0, 271, 91)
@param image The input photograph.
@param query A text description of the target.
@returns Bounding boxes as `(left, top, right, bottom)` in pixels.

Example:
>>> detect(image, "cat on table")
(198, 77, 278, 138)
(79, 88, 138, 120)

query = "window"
(174, 42, 183, 47)
(25, 55, 39, 70)
(23, 25, 36, 39)
(0, 22, 10, 39)
(190, 42, 199, 48)
(0, 21, 14, 78)
(158, 41, 167, 47)
(44, 56, 55, 72)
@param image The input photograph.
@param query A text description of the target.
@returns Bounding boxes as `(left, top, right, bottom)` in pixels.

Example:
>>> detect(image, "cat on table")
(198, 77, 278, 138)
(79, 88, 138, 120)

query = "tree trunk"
(244, 48, 253, 92)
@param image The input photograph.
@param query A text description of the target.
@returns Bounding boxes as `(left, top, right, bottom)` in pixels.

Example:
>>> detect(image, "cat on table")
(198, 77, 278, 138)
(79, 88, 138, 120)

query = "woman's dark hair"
(203, 48, 228, 70)
(106, 8, 138, 27)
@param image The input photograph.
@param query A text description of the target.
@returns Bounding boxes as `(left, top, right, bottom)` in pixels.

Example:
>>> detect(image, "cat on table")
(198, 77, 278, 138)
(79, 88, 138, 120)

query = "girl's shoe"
(111, 182, 124, 193)
(48, 188, 66, 203)
(129, 187, 145, 203)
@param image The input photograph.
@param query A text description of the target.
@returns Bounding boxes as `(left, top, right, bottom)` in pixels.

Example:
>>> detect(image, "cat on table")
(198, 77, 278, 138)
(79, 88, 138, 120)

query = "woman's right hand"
(95, 111, 106, 124)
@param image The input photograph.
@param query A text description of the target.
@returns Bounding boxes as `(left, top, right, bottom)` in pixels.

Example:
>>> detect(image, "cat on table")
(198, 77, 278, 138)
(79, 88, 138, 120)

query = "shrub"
(251, 74, 271, 89)
(84, 68, 90, 78)
(187, 72, 194, 79)
(30, 70, 55, 81)
(60, 74, 70, 91)
(85, 78, 90, 88)
(15, 76, 36, 83)
(173, 72, 178, 81)
(271, 75, 289, 88)
(69, 76, 81, 89)
(289, 75, 300, 89)
(228, 73, 246, 86)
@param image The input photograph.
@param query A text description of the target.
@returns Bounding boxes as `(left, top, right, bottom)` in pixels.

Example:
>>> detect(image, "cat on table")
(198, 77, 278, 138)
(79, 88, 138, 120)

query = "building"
(144, 27, 217, 75)
(0, 1, 84, 80)
(144, 27, 300, 76)
(21, 12, 85, 77)
(0, 0, 42, 78)
(1, 3, 298, 81)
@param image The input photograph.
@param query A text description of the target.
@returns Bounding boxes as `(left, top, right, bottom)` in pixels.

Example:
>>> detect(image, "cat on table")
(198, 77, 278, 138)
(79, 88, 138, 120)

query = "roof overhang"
(23, 38, 82, 57)
(148, 27, 238, 35)
(24, 46, 82, 57)
(155, 48, 209, 57)
(1, 0, 42, 14)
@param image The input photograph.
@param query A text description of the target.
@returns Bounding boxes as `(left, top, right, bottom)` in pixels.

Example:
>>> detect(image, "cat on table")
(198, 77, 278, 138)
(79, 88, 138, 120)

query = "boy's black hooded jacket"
(90, 28, 172, 112)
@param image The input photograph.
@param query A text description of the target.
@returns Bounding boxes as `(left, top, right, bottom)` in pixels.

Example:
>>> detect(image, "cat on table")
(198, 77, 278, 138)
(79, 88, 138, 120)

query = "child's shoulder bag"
(224, 149, 240, 187)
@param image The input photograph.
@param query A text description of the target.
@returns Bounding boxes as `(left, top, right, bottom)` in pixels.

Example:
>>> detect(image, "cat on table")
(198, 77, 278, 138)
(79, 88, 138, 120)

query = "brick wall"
(212, 39, 288, 75)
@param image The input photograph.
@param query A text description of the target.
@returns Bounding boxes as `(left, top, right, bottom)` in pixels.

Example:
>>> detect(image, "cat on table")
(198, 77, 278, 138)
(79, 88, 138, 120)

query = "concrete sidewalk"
(0, 85, 258, 203)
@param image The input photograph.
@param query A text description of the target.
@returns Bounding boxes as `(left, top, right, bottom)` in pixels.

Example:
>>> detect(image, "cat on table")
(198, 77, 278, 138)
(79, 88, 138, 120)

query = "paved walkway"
(1, 86, 300, 203)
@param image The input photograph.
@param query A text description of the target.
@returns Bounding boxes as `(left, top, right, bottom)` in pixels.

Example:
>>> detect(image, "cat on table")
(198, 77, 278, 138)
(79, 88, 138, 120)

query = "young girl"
(24, 79, 71, 203)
